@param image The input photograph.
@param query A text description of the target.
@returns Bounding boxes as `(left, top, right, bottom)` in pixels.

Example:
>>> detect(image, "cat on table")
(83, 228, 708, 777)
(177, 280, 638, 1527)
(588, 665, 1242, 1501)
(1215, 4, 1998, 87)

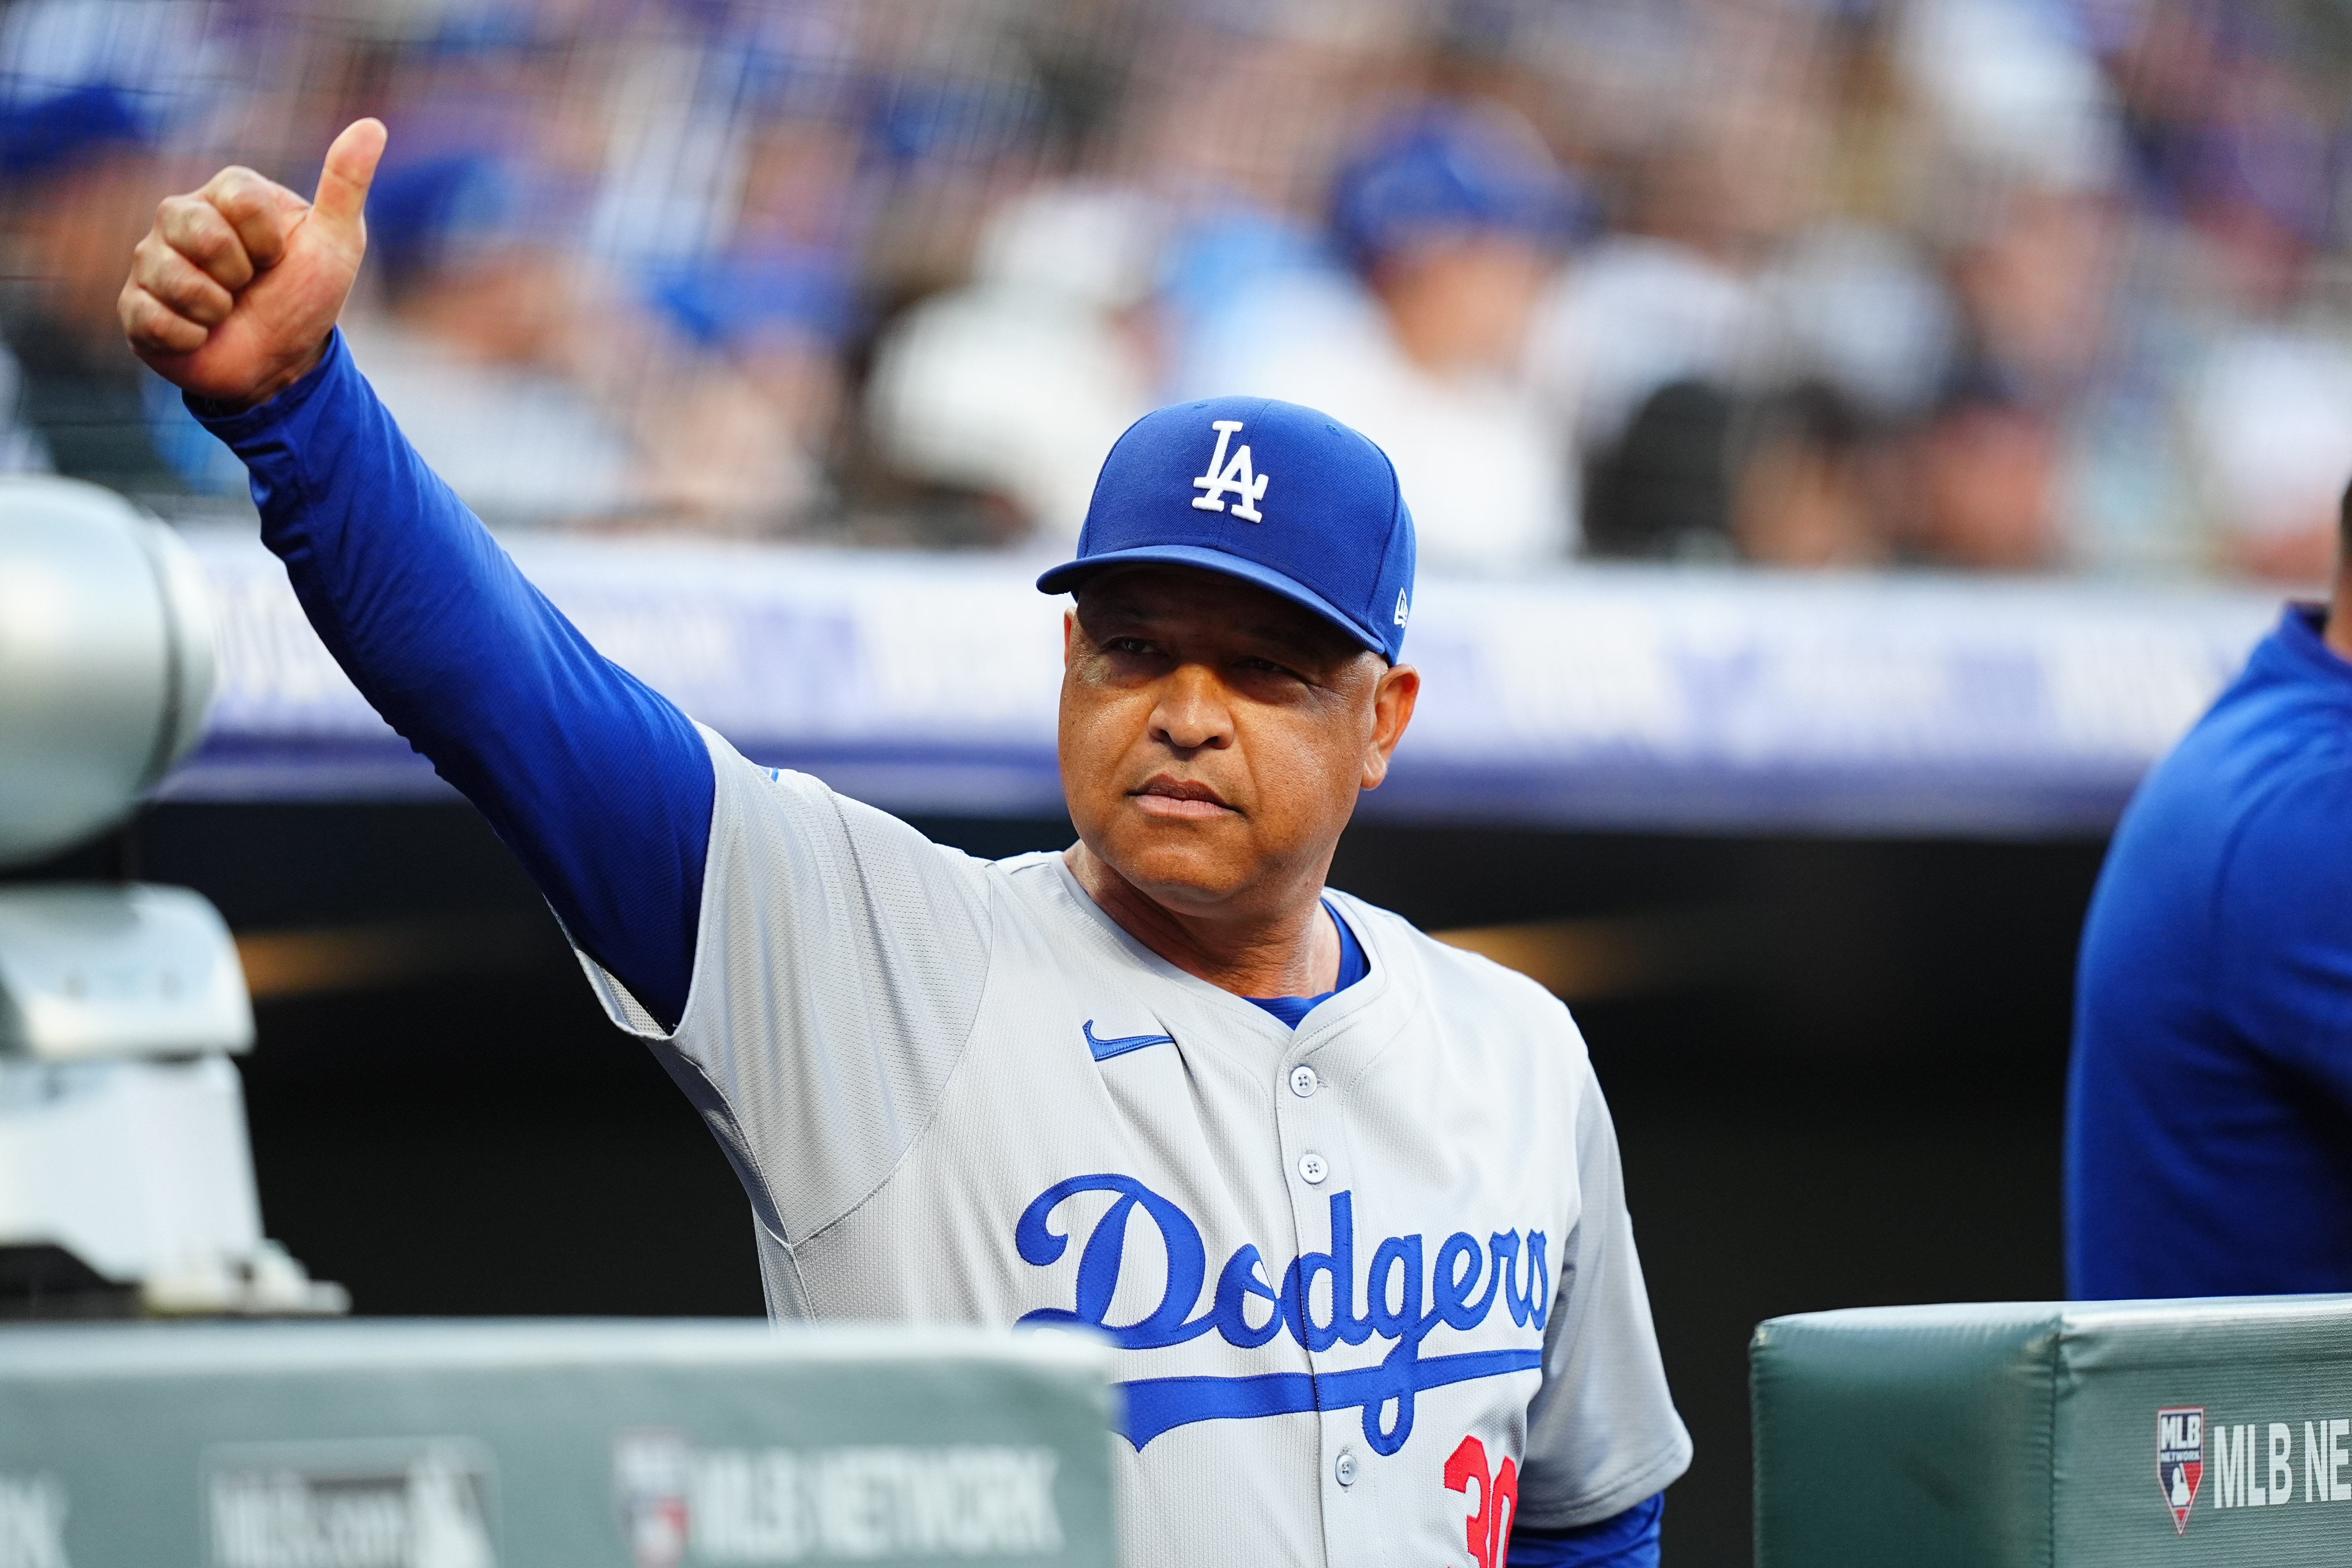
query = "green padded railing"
(1752, 1296, 2352, 1568)
(0, 1318, 1114, 1568)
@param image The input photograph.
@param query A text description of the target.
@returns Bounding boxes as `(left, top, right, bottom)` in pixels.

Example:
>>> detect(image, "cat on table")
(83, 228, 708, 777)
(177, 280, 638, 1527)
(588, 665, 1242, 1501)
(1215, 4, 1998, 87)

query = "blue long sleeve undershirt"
(1510, 1492, 1664, 1566)
(195, 329, 713, 1031)
(196, 335, 1662, 1566)
(1242, 902, 1367, 1026)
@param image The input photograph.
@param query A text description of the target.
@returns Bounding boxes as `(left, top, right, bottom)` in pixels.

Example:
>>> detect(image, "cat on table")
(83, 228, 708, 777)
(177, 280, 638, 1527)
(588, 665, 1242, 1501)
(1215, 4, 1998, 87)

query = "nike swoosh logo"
(1083, 1020, 1176, 1061)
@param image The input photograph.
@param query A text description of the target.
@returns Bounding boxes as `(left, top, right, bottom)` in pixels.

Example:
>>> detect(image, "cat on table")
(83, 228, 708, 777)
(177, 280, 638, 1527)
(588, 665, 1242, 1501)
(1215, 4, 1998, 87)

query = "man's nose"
(1150, 663, 1234, 751)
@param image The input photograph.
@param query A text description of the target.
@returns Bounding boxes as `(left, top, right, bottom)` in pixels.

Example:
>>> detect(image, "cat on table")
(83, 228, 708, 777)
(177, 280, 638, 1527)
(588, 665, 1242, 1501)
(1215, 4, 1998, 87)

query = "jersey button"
(1298, 1152, 1329, 1185)
(1289, 1064, 1319, 1098)
(1334, 1450, 1358, 1487)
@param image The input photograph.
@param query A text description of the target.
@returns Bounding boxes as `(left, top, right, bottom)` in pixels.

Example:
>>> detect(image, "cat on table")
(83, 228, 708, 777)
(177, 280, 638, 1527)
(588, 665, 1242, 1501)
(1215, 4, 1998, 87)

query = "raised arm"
(122, 120, 711, 1030)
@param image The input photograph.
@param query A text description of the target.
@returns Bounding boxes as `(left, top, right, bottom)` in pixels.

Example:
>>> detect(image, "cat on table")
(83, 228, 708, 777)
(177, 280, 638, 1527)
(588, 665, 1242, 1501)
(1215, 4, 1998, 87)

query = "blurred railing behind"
(175, 529, 2279, 835)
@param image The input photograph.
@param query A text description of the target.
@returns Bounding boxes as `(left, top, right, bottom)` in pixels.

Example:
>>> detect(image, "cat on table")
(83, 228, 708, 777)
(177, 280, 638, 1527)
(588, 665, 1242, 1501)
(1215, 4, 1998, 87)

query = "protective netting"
(10, 0, 2352, 580)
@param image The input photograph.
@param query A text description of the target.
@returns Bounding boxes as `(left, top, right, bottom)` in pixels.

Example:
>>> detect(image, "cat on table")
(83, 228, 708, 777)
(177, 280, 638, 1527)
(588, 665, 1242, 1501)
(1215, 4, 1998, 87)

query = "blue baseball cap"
(1330, 99, 1590, 277)
(1036, 397, 1417, 662)
(0, 84, 147, 180)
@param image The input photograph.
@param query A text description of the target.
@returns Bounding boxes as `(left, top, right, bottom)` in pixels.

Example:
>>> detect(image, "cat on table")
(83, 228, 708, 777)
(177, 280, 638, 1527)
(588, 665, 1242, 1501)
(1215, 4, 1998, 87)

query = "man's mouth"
(1130, 775, 1236, 819)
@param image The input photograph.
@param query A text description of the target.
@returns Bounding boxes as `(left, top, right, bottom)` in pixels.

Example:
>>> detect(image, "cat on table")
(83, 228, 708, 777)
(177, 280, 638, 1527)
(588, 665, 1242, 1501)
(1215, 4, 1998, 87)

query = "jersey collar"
(1042, 854, 1417, 1081)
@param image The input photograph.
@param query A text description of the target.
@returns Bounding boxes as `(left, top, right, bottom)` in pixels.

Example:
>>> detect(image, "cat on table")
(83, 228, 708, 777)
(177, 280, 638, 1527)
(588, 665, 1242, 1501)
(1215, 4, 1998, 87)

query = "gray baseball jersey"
(577, 729, 1690, 1566)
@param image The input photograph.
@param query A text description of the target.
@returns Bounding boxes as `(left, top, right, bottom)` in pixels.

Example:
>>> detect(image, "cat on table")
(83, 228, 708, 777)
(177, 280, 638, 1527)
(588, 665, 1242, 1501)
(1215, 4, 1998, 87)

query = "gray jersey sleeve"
(575, 728, 996, 1251)
(1513, 1057, 1693, 1528)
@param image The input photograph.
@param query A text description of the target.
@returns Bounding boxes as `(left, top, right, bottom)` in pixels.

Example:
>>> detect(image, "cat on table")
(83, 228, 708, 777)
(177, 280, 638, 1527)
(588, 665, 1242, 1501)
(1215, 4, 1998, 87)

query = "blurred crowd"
(9, 0, 2352, 580)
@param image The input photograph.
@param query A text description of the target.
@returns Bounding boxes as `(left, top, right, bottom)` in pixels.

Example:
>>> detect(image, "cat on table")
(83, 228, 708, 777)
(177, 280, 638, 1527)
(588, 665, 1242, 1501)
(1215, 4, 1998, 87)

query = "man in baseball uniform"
(122, 120, 1688, 1567)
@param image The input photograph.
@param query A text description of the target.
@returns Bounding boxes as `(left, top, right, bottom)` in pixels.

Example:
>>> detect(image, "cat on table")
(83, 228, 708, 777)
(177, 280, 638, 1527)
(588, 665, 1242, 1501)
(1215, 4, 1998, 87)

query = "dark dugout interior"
(22, 800, 2103, 1568)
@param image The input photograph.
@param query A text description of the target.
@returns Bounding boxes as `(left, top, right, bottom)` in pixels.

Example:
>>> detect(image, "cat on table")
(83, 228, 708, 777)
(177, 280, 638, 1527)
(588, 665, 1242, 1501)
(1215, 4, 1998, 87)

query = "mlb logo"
(613, 1429, 692, 1568)
(2157, 1406, 2204, 1536)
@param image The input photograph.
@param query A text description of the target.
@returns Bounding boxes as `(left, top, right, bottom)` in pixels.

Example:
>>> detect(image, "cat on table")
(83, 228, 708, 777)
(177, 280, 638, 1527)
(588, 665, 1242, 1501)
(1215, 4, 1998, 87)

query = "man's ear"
(1063, 607, 1079, 666)
(1361, 662, 1420, 789)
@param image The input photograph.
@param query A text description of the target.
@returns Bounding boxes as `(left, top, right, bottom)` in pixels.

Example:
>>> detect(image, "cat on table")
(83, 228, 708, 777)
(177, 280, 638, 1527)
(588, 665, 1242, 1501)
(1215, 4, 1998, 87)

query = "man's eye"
(1106, 637, 1158, 656)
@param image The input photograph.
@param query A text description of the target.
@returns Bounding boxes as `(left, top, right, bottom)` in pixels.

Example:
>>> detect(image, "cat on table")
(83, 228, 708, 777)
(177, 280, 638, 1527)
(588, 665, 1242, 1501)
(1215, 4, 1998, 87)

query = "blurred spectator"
(0, 84, 183, 493)
(1533, 152, 1769, 480)
(0, 0, 268, 495)
(1896, 0, 2122, 198)
(1732, 224, 1958, 567)
(1760, 222, 1958, 439)
(1174, 98, 1583, 571)
(1731, 380, 1891, 568)
(2187, 328, 2352, 582)
(1910, 185, 2120, 570)
(347, 150, 643, 524)
(339, 8, 847, 532)
(2118, 4, 2352, 581)
(1532, 0, 1847, 561)
(865, 183, 1161, 548)
(1878, 0, 2119, 571)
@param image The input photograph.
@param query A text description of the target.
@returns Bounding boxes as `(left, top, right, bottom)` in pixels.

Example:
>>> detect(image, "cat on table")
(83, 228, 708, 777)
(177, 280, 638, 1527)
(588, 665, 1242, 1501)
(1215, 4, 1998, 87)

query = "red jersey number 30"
(1445, 1436, 1519, 1568)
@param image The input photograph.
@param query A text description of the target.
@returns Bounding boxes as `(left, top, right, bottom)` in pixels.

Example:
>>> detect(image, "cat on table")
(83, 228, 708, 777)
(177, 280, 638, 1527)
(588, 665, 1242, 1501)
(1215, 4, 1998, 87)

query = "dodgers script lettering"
(1014, 1175, 1550, 1455)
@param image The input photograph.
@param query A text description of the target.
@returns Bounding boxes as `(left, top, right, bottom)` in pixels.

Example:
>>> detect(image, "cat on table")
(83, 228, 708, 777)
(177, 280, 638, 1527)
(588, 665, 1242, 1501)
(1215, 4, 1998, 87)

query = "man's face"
(1059, 565, 1418, 921)
(1376, 232, 1551, 377)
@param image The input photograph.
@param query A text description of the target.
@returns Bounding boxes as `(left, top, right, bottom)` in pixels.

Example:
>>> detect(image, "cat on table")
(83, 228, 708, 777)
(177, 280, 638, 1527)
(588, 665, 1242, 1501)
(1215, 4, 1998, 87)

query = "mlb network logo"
(2157, 1406, 2204, 1537)
(612, 1430, 1062, 1566)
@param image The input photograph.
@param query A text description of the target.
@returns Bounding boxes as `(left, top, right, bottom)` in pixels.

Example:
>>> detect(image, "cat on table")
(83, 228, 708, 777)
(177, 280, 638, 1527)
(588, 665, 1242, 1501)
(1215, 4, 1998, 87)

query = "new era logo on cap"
(1037, 397, 1418, 663)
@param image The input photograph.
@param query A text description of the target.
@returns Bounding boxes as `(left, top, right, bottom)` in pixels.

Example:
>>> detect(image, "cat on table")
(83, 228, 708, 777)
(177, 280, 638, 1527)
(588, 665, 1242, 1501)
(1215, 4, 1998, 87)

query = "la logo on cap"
(1191, 419, 1269, 522)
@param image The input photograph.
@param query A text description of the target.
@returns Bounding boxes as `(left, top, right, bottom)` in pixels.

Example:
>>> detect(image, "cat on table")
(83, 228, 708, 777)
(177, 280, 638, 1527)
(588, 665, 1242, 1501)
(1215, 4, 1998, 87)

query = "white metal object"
(0, 479, 333, 1313)
(0, 889, 336, 1314)
(0, 475, 217, 867)
(0, 1054, 343, 1313)
(0, 884, 252, 1060)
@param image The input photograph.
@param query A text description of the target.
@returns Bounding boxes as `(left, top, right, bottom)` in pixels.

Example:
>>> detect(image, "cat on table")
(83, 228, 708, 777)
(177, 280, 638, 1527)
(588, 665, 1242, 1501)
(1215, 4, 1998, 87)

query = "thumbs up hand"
(120, 118, 387, 409)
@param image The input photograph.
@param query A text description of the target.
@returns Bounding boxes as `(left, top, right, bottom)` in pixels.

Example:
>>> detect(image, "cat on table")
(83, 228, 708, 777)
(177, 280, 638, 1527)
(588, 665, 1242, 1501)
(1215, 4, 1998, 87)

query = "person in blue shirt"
(2068, 488, 2352, 1298)
(120, 120, 1671, 1565)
